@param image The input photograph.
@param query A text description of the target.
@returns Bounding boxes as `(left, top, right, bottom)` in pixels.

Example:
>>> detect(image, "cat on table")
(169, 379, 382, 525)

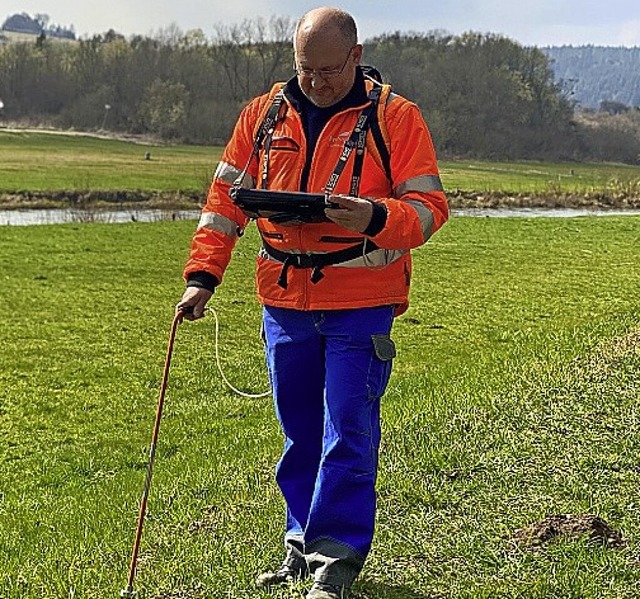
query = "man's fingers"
(176, 304, 195, 320)
(192, 301, 207, 319)
(327, 194, 357, 209)
(324, 195, 373, 233)
(178, 304, 205, 320)
(176, 287, 213, 321)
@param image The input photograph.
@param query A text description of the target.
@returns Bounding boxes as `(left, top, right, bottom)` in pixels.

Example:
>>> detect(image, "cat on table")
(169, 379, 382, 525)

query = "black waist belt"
(262, 238, 379, 289)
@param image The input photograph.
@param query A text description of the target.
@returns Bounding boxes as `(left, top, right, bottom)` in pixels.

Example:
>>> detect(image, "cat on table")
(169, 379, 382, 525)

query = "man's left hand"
(324, 194, 373, 233)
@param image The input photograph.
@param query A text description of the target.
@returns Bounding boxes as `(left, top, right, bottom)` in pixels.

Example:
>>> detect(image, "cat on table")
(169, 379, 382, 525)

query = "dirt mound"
(509, 514, 625, 550)
(0, 189, 203, 210)
(1, 188, 639, 211)
(446, 189, 640, 210)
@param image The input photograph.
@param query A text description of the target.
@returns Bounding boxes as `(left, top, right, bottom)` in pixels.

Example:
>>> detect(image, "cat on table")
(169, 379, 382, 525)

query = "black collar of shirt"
(283, 67, 369, 117)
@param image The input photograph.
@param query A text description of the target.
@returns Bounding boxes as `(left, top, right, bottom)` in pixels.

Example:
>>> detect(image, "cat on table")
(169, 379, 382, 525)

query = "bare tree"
(33, 13, 50, 31)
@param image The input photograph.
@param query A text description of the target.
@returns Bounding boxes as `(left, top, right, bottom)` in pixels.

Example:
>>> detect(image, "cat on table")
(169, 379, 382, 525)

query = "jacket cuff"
(363, 201, 388, 237)
(186, 271, 219, 292)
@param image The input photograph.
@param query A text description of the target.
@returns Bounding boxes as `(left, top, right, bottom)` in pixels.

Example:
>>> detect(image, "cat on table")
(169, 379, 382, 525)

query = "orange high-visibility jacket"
(184, 78, 448, 315)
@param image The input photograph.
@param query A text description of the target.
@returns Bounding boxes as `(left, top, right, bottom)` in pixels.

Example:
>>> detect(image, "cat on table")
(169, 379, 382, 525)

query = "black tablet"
(229, 187, 338, 223)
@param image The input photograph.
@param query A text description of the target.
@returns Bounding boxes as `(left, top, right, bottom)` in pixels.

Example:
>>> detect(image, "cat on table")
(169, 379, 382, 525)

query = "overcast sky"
(2, 0, 640, 47)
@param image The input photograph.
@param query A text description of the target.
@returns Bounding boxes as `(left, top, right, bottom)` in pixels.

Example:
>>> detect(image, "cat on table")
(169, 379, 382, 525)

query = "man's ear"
(352, 44, 363, 66)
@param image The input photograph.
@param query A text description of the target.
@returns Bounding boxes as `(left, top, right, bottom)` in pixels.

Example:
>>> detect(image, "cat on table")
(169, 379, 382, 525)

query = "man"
(177, 7, 448, 599)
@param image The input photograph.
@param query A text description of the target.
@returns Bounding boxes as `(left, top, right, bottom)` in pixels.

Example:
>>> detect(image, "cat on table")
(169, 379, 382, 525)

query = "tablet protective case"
(229, 187, 337, 223)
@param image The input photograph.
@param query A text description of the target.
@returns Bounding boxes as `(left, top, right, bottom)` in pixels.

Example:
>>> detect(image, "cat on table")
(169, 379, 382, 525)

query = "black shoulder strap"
(233, 89, 285, 190)
(349, 88, 380, 195)
(369, 107, 392, 182)
(325, 85, 387, 197)
(361, 67, 392, 182)
(235, 84, 391, 196)
(324, 86, 378, 196)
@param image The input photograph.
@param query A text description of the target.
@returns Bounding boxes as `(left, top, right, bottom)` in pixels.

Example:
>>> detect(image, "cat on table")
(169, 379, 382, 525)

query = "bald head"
(293, 7, 362, 107)
(295, 7, 358, 50)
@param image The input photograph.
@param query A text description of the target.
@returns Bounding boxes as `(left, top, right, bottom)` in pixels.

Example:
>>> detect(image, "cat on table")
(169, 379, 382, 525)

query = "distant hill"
(542, 45, 640, 110)
(1, 12, 75, 41)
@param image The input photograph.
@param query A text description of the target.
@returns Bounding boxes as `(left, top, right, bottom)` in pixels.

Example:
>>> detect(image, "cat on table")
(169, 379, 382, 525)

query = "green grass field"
(1, 130, 640, 195)
(1, 215, 639, 598)
(0, 131, 220, 194)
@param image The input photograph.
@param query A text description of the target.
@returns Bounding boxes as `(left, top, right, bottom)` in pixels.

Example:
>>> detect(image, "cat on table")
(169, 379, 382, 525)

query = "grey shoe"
(256, 564, 304, 588)
(306, 582, 348, 599)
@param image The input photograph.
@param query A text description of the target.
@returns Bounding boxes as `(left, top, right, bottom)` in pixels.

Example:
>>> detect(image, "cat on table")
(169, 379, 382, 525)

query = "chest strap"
(324, 85, 382, 197)
(262, 239, 379, 289)
(233, 89, 286, 190)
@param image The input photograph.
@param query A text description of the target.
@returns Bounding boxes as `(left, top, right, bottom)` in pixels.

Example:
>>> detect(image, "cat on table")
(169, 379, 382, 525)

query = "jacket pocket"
(271, 136, 300, 152)
(261, 231, 284, 240)
(319, 235, 364, 244)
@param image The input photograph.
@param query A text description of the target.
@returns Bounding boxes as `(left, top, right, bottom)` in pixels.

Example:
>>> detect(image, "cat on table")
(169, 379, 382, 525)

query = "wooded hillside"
(0, 20, 639, 163)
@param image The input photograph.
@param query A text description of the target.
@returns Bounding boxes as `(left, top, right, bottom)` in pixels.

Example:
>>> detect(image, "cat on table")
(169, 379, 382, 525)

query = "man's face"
(294, 37, 362, 108)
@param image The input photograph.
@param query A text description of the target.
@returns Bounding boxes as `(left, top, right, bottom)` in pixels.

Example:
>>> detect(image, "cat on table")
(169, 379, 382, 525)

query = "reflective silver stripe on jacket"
(197, 212, 239, 238)
(405, 200, 434, 241)
(394, 174, 444, 197)
(214, 161, 255, 188)
(335, 248, 408, 268)
(258, 246, 407, 268)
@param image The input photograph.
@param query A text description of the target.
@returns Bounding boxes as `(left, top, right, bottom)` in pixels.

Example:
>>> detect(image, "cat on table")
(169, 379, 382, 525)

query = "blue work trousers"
(262, 305, 395, 585)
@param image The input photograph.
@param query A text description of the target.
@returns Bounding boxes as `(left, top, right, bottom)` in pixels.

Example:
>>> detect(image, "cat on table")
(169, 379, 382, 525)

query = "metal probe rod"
(121, 309, 185, 598)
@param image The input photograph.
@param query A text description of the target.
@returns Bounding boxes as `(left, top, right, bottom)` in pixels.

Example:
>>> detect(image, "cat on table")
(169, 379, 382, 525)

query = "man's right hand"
(176, 287, 213, 321)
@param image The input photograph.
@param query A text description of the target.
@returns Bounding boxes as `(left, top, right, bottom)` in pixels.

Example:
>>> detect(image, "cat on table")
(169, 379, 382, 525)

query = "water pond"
(1, 206, 639, 226)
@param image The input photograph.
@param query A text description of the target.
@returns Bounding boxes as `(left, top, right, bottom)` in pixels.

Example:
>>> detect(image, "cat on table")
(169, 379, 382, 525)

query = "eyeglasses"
(294, 46, 355, 80)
